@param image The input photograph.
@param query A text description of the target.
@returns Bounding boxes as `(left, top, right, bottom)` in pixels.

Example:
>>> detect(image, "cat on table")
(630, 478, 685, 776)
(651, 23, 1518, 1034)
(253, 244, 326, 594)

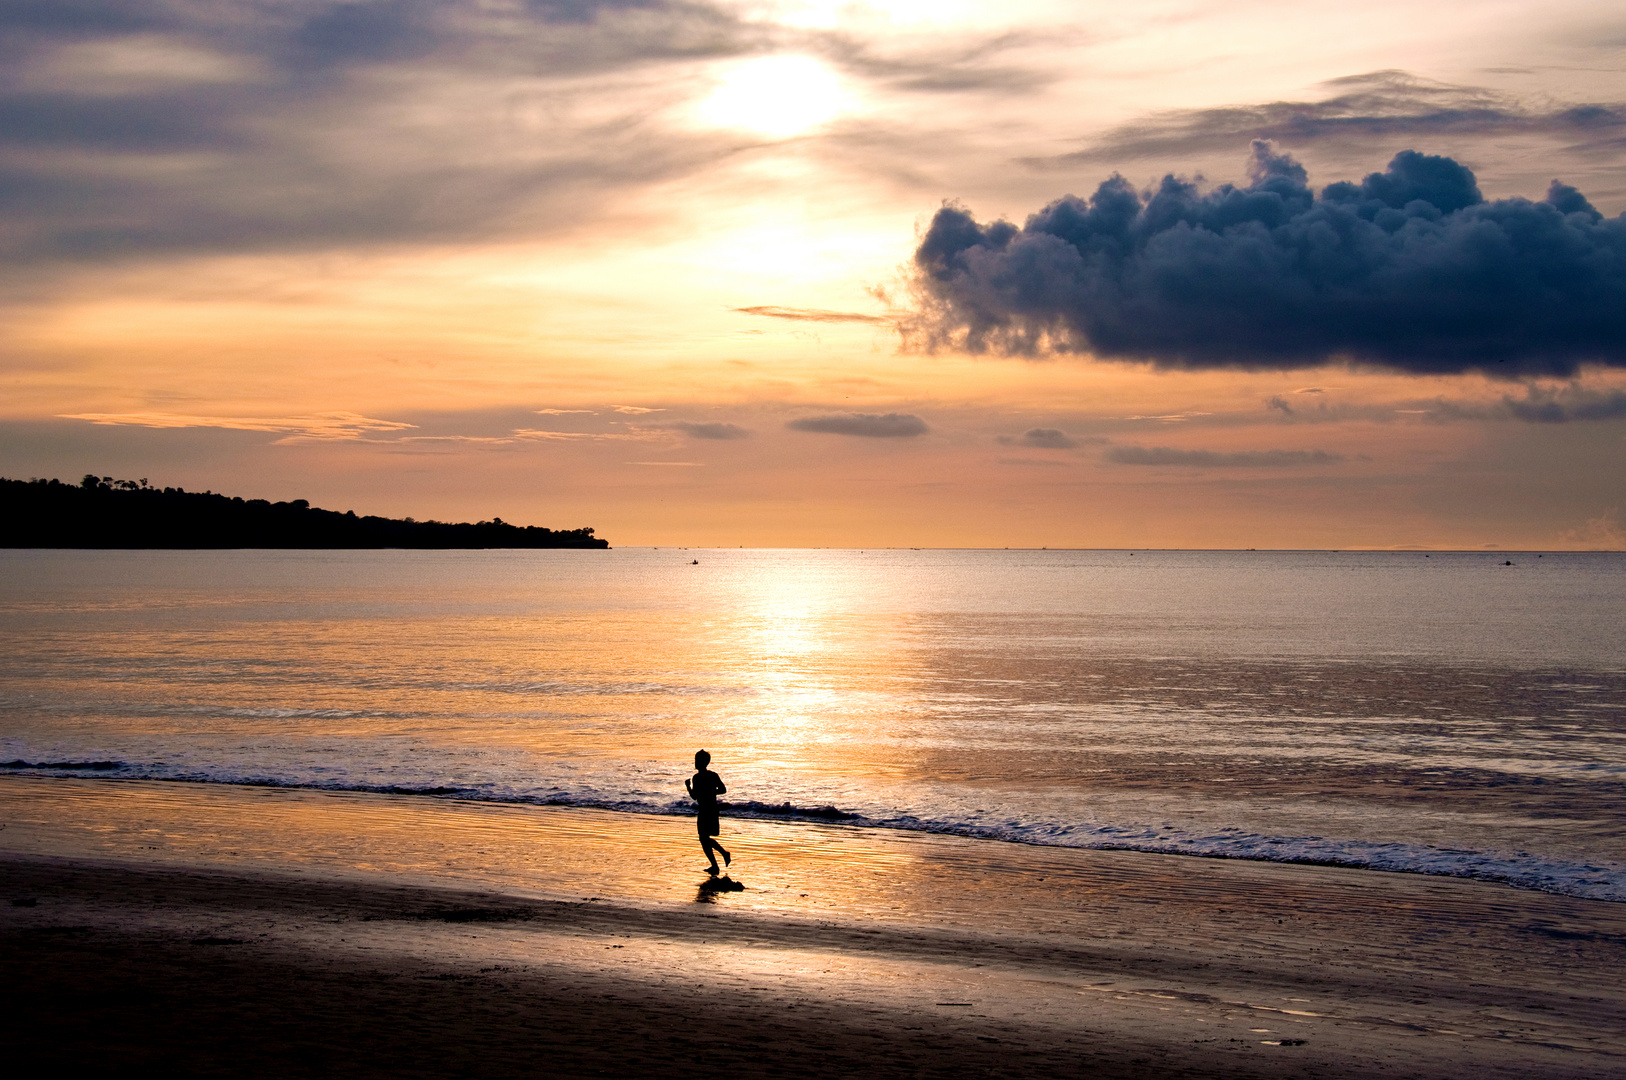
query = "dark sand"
(2, 777, 1623, 1078)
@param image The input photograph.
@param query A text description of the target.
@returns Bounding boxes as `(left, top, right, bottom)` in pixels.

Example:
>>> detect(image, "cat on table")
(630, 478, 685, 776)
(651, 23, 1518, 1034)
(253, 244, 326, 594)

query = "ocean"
(2, 547, 1622, 901)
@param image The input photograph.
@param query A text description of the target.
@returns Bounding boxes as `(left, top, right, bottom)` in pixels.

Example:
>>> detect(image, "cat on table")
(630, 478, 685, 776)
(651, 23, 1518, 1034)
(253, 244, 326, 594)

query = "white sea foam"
(2, 757, 1620, 903)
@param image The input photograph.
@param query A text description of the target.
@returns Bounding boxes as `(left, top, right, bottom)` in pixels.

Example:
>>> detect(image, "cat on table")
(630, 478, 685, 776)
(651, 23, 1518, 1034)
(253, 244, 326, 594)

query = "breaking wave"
(3, 759, 1618, 903)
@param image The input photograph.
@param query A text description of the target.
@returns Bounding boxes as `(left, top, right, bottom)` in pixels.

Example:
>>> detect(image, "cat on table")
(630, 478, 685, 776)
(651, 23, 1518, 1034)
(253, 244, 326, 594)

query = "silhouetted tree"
(1, 478, 609, 549)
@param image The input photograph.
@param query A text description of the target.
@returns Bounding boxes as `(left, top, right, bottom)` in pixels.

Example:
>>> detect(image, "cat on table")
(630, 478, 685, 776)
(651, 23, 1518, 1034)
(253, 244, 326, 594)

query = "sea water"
(1, 548, 1622, 900)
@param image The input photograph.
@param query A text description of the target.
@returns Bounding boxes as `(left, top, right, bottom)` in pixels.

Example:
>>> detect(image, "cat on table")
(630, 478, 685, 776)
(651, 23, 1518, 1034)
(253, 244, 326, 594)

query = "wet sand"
(2, 776, 1623, 1077)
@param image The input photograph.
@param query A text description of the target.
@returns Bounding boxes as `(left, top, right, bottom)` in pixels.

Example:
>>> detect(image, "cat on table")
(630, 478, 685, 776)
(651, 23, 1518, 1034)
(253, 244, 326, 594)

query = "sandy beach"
(2, 776, 1622, 1078)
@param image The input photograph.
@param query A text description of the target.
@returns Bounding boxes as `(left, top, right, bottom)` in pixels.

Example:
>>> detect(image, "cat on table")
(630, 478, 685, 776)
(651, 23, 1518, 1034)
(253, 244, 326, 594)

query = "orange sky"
(2, 0, 1625, 548)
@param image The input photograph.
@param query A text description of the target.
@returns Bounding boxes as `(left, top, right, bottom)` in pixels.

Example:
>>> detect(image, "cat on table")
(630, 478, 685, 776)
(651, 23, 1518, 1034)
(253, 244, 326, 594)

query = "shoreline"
(3, 776, 1624, 1077)
(3, 768, 1619, 905)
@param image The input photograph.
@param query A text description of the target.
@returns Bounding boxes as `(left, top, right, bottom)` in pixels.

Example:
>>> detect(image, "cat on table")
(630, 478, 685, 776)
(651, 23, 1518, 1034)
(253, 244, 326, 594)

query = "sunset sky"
(4, 0, 1626, 548)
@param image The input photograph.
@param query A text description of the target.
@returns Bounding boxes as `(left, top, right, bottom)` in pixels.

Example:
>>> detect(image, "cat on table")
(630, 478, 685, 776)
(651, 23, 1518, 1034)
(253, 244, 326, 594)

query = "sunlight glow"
(778, 0, 981, 30)
(697, 56, 845, 138)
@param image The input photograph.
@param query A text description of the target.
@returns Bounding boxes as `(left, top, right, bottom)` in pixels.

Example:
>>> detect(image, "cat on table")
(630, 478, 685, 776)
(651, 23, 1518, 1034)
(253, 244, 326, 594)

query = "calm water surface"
(2, 548, 1622, 899)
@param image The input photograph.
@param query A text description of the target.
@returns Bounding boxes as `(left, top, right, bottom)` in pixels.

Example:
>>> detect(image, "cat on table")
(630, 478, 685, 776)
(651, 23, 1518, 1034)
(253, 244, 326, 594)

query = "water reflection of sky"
(2, 548, 1623, 898)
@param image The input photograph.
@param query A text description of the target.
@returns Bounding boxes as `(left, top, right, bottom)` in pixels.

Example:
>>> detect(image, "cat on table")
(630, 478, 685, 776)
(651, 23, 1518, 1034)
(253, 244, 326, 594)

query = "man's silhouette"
(685, 750, 732, 876)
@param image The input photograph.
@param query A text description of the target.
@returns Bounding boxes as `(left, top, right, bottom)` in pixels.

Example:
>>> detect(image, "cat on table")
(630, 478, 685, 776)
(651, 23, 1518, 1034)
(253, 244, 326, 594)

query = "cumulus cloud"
(910, 142, 1626, 378)
(787, 412, 928, 437)
(1106, 446, 1343, 467)
(996, 427, 1075, 448)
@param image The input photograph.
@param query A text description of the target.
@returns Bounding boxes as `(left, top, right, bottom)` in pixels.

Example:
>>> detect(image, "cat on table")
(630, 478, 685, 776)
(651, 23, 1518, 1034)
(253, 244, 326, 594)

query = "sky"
(3, 0, 1626, 548)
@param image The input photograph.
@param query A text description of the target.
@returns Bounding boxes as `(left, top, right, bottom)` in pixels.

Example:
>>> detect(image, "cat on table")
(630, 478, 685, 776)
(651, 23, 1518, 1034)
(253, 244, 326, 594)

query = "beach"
(3, 776, 1622, 1078)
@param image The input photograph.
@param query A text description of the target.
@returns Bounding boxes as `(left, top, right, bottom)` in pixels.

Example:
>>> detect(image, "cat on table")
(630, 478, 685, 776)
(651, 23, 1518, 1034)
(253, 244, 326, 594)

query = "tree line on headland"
(0, 476, 609, 549)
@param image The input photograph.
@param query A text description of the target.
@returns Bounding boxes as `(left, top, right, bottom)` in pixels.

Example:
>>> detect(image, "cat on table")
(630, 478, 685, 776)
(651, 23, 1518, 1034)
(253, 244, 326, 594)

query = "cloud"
(818, 27, 1064, 96)
(611, 405, 662, 414)
(1177, 381, 1626, 426)
(1559, 509, 1626, 550)
(59, 410, 414, 440)
(1501, 384, 1626, 423)
(996, 427, 1075, 448)
(1031, 71, 1626, 166)
(997, 456, 1069, 467)
(511, 427, 661, 440)
(910, 142, 1626, 378)
(1106, 445, 1343, 467)
(787, 412, 928, 437)
(733, 305, 894, 324)
(0, 0, 755, 274)
(0, 3, 1069, 283)
(1381, 384, 1626, 424)
(661, 420, 751, 439)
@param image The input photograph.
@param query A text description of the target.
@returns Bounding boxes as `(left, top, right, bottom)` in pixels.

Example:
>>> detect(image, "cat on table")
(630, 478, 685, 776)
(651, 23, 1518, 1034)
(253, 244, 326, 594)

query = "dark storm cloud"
(1031, 72, 1626, 166)
(787, 413, 928, 438)
(0, 0, 751, 273)
(996, 427, 1075, 448)
(910, 142, 1626, 378)
(1106, 446, 1342, 468)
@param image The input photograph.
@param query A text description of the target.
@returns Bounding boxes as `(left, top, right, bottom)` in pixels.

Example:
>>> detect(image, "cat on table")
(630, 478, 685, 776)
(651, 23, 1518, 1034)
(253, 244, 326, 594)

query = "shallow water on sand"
(1, 548, 1622, 899)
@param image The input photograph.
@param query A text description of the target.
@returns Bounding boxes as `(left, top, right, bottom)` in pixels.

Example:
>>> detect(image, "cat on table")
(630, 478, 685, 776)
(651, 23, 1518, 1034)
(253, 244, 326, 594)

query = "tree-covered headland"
(0, 476, 609, 549)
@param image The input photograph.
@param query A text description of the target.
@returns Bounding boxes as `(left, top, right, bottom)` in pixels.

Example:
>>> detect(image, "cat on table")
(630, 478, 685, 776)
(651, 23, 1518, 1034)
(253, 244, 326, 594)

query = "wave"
(2, 760, 1619, 903)
(1, 759, 121, 770)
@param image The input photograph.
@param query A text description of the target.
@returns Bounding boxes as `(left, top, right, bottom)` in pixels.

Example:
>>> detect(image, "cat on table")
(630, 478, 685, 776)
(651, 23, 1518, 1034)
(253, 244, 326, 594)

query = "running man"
(685, 750, 732, 876)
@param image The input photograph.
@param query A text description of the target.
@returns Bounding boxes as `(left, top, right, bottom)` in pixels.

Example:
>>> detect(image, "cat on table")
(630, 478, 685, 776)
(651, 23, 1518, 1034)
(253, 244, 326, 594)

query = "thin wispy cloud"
(0, 0, 760, 276)
(1501, 384, 1626, 423)
(997, 427, 1076, 448)
(60, 411, 414, 440)
(1030, 71, 1626, 166)
(511, 428, 663, 441)
(656, 420, 751, 439)
(1107, 446, 1343, 467)
(817, 26, 1066, 96)
(733, 306, 894, 325)
(787, 412, 928, 438)
(1261, 383, 1626, 425)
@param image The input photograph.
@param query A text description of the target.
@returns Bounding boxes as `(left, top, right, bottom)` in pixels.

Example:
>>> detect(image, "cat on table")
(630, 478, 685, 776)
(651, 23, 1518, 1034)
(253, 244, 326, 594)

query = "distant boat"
(691, 559, 699, 564)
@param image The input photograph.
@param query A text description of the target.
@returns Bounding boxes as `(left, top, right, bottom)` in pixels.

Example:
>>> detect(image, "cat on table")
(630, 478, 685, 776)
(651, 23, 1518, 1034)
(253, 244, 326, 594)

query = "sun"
(696, 55, 846, 139)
